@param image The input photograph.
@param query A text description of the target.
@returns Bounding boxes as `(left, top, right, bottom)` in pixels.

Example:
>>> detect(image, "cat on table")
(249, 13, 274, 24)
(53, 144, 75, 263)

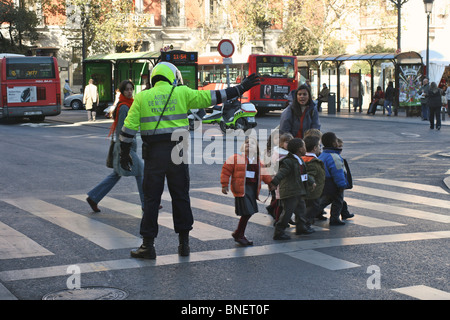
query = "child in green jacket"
(302, 135, 325, 226)
(269, 138, 315, 240)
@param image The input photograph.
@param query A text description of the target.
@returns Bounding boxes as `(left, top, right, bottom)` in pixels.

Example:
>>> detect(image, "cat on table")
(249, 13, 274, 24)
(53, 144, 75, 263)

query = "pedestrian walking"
(63, 80, 73, 99)
(119, 62, 260, 259)
(427, 82, 442, 130)
(221, 137, 272, 246)
(317, 132, 350, 226)
(336, 138, 354, 220)
(279, 84, 321, 139)
(269, 132, 293, 223)
(270, 138, 314, 240)
(86, 80, 144, 213)
(445, 84, 450, 116)
(418, 77, 430, 121)
(83, 79, 99, 122)
(383, 81, 395, 116)
(301, 135, 325, 226)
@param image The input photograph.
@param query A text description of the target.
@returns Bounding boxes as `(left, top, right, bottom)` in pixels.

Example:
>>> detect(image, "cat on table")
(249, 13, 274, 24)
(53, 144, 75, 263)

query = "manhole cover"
(42, 287, 128, 300)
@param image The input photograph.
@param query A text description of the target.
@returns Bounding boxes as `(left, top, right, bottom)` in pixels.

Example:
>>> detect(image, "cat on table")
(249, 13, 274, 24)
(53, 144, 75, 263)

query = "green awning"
(85, 51, 161, 62)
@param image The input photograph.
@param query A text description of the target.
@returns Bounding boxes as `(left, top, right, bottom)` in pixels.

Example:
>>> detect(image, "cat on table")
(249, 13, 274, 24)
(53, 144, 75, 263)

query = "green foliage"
(0, 0, 39, 53)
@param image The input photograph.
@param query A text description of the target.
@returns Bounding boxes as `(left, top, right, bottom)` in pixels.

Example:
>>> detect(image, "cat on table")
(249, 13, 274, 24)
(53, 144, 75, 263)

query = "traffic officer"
(119, 61, 260, 259)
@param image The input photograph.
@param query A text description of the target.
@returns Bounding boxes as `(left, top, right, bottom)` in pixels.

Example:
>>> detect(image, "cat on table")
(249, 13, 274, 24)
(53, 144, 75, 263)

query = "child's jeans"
(318, 190, 344, 221)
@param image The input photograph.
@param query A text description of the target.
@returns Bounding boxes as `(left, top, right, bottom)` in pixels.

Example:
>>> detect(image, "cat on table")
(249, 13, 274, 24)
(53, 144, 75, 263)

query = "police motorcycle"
(188, 97, 257, 134)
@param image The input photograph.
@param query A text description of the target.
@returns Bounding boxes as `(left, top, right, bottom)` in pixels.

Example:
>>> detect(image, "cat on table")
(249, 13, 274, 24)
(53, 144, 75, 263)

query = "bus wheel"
(29, 115, 45, 122)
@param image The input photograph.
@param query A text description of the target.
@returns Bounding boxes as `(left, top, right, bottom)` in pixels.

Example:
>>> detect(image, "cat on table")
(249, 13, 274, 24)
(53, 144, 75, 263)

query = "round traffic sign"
(218, 39, 235, 58)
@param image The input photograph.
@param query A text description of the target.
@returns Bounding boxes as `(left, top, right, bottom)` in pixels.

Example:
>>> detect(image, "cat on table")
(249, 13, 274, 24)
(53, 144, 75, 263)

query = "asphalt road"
(0, 109, 449, 307)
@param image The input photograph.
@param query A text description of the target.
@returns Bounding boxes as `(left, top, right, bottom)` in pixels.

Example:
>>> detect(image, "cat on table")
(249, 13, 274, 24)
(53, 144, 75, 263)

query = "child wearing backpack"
(318, 132, 350, 226)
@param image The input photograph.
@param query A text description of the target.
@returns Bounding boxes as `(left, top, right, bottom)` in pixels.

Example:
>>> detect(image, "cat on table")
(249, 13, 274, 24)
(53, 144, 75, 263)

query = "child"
(270, 138, 314, 240)
(302, 135, 325, 226)
(269, 133, 294, 223)
(337, 138, 354, 220)
(263, 130, 280, 219)
(221, 136, 272, 246)
(318, 132, 350, 226)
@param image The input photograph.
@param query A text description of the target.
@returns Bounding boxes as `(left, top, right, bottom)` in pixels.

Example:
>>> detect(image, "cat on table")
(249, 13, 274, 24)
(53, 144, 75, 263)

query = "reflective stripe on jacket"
(121, 82, 213, 142)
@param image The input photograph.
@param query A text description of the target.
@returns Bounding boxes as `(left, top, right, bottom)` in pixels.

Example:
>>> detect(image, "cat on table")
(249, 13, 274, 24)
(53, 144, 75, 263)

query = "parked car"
(63, 94, 84, 110)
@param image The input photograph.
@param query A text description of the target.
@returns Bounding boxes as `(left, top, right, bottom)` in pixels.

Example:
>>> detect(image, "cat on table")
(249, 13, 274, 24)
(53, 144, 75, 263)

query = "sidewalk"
(56, 106, 450, 127)
(319, 107, 450, 126)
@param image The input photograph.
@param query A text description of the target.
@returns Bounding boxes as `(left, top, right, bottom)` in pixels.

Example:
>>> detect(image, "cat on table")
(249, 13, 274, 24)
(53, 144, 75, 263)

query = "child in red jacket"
(221, 136, 272, 246)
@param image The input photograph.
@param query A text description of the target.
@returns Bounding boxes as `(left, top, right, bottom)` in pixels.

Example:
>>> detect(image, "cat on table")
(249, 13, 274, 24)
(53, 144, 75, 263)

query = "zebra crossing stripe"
(192, 187, 401, 229)
(357, 178, 449, 195)
(2, 198, 141, 250)
(69, 195, 233, 241)
(1, 230, 449, 282)
(0, 221, 53, 260)
(348, 185, 450, 210)
(285, 249, 360, 270)
(392, 285, 450, 300)
(345, 197, 450, 224)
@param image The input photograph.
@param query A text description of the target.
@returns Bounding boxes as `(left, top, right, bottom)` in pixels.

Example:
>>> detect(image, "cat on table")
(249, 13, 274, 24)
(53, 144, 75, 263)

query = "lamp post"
(423, 0, 434, 77)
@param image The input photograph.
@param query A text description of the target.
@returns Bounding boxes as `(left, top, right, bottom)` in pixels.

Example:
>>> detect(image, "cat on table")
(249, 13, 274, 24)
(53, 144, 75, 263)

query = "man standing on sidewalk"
(83, 79, 99, 122)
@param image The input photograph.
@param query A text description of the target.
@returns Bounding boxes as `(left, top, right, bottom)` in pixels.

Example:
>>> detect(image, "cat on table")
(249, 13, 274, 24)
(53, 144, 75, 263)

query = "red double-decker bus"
(0, 55, 61, 121)
(198, 54, 298, 114)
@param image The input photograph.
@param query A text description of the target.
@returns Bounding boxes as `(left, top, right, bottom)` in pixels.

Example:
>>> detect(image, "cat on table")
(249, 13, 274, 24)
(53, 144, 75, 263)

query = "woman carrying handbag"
(86, 80, 145, 212)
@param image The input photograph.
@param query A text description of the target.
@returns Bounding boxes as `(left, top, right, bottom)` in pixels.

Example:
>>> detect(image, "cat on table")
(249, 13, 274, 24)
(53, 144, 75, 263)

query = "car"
(63, 93, 85, 110)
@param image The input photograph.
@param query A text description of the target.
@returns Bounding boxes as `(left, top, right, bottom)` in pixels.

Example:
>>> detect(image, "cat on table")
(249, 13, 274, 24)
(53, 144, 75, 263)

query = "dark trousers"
(305, 198, 320, 224)
(318, 191, 344, 220)
(275, 196, 306, 234)
(140, 141, 193, 238)
(429, 107, 441, 128)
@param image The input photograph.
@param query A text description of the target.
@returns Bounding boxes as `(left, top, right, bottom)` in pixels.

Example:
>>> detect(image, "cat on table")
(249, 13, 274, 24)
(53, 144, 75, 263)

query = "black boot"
(295, 218, 315, 235)
(178, 231, 190, 257)
(130, 238, 156, 259)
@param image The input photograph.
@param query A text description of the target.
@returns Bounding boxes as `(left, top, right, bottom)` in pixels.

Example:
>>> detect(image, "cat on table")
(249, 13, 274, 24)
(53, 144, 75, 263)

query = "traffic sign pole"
(218, 40, 235, 88)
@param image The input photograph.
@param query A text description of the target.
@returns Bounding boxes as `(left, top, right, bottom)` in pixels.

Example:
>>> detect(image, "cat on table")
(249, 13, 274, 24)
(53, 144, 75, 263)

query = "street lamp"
(423, 0, 434, 77)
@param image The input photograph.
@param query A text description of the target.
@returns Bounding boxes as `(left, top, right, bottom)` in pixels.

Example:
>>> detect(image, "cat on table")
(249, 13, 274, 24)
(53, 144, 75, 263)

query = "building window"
(166, 0, 180, 27)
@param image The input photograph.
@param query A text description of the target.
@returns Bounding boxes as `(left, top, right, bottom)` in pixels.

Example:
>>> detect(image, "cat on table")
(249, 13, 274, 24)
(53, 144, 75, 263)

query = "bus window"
(256, 56, 295, 79)
(6, 57, 56, 80)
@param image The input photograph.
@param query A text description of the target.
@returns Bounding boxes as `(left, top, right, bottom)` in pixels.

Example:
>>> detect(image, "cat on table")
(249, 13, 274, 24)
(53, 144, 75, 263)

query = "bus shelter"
(83, 50, 198, 105)
(297, 51, 423, 116)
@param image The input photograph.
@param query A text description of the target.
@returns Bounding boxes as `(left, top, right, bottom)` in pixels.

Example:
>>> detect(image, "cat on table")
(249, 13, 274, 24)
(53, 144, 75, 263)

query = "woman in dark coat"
(280, 84, 321, 138)
(427, 82, 442, 130)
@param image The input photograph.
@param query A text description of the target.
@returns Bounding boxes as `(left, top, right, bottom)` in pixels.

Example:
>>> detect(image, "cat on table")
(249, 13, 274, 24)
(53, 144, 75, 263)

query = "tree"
(0, 0, 39, 52)
(229, 0, 282, 52)
(278, 0, 365, 56)
(64, 0, 151, 55)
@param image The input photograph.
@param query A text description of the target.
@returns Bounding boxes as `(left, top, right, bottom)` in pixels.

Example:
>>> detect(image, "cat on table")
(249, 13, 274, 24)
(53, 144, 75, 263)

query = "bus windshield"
(6, 57, 56, 80)
(256, 56, 295, 79)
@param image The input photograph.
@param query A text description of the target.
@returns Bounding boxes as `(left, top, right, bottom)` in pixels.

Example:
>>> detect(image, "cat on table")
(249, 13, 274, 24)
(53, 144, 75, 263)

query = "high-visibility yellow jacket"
(120, 82, 213, 143)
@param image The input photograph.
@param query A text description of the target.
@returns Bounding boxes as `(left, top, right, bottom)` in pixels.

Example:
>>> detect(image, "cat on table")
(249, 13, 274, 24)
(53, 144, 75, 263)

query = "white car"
(63, 94, 84, 110)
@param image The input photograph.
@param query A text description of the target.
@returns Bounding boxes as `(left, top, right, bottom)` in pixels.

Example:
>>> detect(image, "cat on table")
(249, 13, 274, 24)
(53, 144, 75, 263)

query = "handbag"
(106, 139, 114, 168)
(441, 95, 447, 106)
